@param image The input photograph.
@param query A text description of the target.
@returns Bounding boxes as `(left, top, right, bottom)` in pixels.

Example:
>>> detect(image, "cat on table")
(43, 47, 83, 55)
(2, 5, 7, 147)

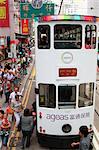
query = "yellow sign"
(23, 27, 28, 32)
(0, 7, 6, 19)
(0, 0, 6, 4)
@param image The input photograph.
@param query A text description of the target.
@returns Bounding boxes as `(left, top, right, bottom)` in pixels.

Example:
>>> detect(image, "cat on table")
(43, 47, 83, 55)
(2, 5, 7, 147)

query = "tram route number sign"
(20, 3, 54, 19)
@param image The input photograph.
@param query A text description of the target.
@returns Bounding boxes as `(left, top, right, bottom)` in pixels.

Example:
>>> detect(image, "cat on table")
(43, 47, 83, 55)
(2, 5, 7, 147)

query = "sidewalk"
(0, 55, 35, 111)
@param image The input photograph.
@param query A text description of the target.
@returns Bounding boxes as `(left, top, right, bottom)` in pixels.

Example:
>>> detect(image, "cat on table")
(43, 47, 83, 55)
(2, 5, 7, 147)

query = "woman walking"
(21, 108, 33, 149)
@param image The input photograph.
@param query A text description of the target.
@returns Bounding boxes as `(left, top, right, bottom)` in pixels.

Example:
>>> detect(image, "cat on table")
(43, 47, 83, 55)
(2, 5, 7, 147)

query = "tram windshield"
(54, 24, 82, 49)
(58, 85, 76, 109)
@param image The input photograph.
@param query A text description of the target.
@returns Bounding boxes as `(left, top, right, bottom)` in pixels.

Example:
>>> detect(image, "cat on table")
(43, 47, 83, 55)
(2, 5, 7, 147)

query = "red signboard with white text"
(22, 19, 29, 34)
(0, 0, 9, 27)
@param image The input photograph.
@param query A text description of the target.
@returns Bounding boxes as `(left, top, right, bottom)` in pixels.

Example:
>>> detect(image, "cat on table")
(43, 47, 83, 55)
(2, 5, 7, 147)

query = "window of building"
(54, 24, 82, 49)
(58, 85, 76, 109)
(39, 84, 56, 108)
(78, 83, 94, 107)
(37, 25, 50, 49)
(85, 25, 96, 49)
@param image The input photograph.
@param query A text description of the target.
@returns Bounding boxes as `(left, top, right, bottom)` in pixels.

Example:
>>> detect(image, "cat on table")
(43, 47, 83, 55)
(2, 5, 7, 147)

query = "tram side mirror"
(35, 88, 39, 94)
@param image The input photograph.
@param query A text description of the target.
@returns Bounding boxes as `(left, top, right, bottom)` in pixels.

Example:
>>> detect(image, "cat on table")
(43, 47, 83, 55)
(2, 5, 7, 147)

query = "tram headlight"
(62, 124, 72, 133)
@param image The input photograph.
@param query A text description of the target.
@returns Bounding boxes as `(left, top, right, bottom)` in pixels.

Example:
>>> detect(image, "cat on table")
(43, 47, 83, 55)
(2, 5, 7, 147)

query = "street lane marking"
(24, 68, 35, 107)
(22, 67, 35, 106)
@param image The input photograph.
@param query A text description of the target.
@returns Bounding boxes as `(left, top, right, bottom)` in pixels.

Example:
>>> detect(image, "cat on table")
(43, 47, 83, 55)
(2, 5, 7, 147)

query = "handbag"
(6, 106, 14, 115)
(89, 143, 93, 150)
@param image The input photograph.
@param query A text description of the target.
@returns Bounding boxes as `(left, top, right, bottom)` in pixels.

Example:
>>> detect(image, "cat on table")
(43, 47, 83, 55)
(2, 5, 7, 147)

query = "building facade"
(61, 0, 99, 16)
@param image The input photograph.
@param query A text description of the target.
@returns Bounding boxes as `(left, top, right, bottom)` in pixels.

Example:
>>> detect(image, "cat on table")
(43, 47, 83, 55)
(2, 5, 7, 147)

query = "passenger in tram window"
(92, 37, 96, 49)
(54, 33, 59, 40)
(73, 42, 81, 49)
(85, 41, 91, 49)
(40, 34, 48, 47)
(71, 126, 91, 150)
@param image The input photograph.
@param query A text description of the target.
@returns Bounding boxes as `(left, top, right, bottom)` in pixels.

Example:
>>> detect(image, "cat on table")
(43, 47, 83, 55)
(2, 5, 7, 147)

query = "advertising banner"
(0, 0, 9, 27)
(22, 19, 29, 34)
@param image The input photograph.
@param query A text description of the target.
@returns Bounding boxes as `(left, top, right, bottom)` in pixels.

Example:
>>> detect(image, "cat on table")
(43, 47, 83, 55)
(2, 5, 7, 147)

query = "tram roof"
(35, 15, 99, 23)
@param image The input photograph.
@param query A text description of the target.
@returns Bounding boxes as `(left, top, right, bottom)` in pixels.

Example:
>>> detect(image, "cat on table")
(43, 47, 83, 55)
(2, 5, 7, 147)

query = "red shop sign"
(0, 0, 9, 27)
(22, 19, 29, 34)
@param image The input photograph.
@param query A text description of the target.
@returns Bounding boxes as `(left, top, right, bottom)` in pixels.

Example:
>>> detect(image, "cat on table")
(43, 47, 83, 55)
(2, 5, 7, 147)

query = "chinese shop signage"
(22, 19, 29, 34)
(20, 3, 54, 19)
(0, 0, 9, 27)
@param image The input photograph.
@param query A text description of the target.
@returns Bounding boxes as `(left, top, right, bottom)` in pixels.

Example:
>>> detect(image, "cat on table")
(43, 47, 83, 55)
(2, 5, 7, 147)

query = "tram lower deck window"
(39, 84, 56, 108)
(54, 24, 82, 49)
(78, 83, 94, 107)
(58, 85, 76, 109)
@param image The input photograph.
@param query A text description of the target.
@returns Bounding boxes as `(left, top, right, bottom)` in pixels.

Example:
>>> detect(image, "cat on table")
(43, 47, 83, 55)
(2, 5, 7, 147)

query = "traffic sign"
(20, 3, 54, 19)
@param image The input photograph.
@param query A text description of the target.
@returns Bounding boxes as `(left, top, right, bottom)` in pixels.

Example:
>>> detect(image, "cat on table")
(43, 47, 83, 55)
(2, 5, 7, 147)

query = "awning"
(10, 39, 20, 45)
(15, 33, 29, 39)
(16, 39, 20, 44)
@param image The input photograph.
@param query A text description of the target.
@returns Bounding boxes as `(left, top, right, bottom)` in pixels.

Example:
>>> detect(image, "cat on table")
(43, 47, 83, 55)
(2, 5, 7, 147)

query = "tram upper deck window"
(58, 85, 76, 109)
(54, 24, 82, 49)
(37, 25, 50, 49)
(39, 84, 56, 108)
(78, 83, 94, 107)
(85, 25, 96, 49)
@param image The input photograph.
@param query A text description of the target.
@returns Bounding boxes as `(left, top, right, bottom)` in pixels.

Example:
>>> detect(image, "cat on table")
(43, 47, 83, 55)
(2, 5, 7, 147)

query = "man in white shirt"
(9, 87, 22, 103)
(7, 71, 14, 81)
(11, 95, 23, 128)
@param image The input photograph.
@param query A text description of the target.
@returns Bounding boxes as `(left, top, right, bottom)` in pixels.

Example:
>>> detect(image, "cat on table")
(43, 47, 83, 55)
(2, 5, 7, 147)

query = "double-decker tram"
(34, 15, 98, 149)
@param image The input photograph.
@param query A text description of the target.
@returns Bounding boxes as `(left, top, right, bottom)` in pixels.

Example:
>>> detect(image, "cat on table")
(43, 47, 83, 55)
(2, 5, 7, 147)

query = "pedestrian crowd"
(0, 56, 34, 150)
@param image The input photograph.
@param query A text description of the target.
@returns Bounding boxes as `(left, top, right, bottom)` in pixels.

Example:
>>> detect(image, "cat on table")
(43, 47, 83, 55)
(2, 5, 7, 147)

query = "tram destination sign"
(20, 3, 54, 19)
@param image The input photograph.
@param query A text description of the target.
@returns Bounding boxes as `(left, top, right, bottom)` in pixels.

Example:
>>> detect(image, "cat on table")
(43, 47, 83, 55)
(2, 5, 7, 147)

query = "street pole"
(58, 0, 64, 15)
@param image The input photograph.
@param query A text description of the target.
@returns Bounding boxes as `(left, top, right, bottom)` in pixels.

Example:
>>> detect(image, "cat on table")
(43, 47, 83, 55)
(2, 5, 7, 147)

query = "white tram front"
(34, 15, 98, 149)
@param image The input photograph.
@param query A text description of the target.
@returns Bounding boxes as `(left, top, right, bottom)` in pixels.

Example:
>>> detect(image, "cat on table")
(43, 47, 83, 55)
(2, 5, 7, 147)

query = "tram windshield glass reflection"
(58, 85, 76, 109)
(54, 24, 82, 49)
